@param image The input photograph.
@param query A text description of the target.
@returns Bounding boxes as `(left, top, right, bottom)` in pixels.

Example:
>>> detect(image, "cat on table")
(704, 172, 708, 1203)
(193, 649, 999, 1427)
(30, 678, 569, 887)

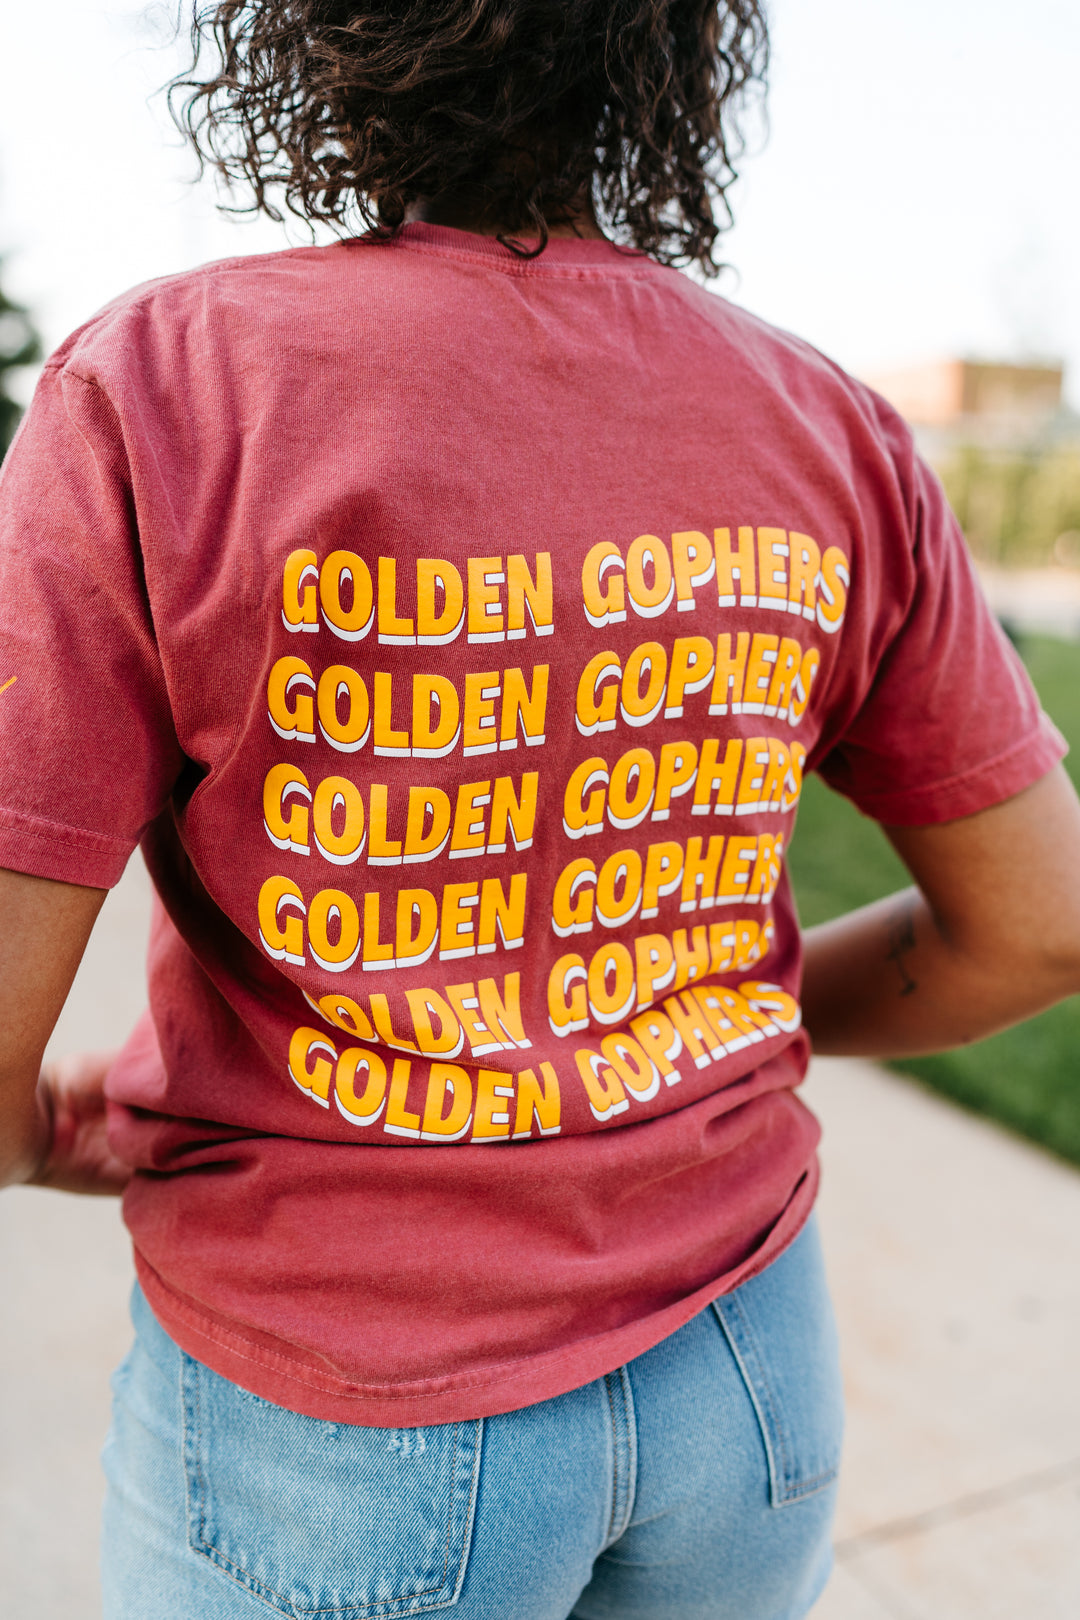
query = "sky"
(2, 0, 1078, 405)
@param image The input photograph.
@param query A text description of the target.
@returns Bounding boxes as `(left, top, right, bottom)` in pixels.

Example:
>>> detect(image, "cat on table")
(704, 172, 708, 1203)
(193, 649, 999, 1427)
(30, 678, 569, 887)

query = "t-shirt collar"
(384, 220, 657, 274)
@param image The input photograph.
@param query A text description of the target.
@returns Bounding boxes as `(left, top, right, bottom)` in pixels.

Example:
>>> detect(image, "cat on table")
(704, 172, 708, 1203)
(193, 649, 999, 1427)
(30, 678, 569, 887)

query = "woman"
(2, 4, 1079, 1616)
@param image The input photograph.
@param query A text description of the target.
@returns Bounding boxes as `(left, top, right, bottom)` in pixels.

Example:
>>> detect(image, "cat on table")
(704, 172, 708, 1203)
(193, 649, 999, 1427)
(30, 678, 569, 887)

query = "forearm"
(0, 867, 108, 1191)
(801, 885, 1080, 1058)
(0, 1072, 49, 1189)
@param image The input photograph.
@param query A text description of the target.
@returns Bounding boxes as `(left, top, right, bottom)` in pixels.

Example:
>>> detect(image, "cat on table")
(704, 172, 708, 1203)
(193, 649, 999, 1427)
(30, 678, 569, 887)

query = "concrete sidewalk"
(805, 1061, 1080, 1618)
(2, 856, 1079, 1616)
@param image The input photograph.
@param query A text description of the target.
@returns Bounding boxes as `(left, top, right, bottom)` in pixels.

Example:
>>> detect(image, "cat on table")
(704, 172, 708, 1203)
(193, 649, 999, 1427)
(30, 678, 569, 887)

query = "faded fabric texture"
(0, 226, 1061, 1421)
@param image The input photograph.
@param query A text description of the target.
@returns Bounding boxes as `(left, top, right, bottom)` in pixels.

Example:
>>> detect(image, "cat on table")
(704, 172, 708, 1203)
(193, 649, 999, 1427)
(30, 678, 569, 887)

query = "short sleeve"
(816, 441, 1065, 826)
(0, 362, 183, 886)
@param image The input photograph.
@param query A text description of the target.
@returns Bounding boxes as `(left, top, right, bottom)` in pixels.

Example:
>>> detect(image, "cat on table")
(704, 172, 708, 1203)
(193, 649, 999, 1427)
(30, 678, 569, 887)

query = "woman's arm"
(801, 763, 1080, 1056)
(0, 867, 123, 1192)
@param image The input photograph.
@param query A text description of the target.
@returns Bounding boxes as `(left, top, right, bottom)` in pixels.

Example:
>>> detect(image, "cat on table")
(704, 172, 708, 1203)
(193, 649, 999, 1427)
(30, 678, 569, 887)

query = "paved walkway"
(805, 1060, 1080, 1618)
(977, 563, 1080, 641)
(2, 857, 1078, 1616)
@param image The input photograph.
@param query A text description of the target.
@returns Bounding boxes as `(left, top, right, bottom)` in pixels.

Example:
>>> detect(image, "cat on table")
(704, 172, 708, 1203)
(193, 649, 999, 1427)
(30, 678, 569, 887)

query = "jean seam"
(602, 1374, 620, 1550)
(734, 1296, 796, 1488)
(711, 1298, 839, 1508)
(711, 1297, 789, 1506)
(600, 1367, 637, 1549)
(616, 1365, 638, 1541)
(184, 1355, 478, 1615)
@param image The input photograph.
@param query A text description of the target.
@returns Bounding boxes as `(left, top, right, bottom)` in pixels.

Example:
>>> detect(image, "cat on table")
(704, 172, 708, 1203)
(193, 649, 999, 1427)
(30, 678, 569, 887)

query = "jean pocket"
(711, 1216, 844, 1508)
(181, 1356, 482, 1617)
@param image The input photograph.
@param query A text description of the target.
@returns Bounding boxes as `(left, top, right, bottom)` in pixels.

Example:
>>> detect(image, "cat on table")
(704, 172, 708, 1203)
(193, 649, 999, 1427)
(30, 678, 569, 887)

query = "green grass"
(787, 631, 1080, 1167)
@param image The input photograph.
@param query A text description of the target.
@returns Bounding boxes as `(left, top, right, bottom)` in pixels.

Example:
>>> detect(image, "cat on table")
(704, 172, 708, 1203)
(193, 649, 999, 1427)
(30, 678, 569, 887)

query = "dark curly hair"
(170, 1, 769, 274)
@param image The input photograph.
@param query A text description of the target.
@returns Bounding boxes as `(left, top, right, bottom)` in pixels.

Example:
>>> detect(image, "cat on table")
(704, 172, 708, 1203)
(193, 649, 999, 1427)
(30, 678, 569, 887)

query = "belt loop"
(601, 1365, 638, 1547)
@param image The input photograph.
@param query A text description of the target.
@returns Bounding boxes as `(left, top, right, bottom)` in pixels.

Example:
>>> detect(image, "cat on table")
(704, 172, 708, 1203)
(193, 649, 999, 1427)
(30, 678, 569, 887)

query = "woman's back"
(1, 221, 1055, 1421)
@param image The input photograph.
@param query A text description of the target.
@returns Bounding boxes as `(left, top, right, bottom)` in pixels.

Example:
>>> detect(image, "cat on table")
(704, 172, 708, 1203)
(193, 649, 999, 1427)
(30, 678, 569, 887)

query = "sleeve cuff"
(831, 716, 1068, 827)
(0, 803, 135, 888)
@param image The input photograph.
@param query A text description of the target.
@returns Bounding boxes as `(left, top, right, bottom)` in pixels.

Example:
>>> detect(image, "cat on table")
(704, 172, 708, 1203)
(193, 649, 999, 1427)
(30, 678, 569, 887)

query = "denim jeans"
(102, 1216, 842, 1620)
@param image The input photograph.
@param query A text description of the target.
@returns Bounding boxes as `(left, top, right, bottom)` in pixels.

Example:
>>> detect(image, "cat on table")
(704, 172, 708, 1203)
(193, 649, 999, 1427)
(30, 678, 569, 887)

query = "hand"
(29, 1049, 132, 1196)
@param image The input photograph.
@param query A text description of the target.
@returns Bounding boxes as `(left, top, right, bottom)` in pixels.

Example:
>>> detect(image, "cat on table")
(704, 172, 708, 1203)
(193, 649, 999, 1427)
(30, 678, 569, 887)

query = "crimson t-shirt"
(0, 225, 1062, 1422)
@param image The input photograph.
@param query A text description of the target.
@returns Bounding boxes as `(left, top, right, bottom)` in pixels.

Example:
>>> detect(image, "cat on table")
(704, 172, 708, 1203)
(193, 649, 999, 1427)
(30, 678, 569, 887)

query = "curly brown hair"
(171, 1, 769, 273)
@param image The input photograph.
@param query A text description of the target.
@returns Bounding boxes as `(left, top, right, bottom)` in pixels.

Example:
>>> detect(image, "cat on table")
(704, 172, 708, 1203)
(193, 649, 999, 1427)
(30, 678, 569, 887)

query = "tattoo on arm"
(885, 898, 918, 997)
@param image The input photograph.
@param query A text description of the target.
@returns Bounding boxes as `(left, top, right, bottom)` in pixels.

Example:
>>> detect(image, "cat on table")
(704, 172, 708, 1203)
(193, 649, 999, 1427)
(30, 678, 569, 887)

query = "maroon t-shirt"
(0, 226, 1062, 1422)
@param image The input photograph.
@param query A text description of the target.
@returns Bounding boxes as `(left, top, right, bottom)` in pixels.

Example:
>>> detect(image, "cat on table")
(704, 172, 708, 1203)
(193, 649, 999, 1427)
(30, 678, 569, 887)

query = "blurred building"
(863, 358, 1071, 457)
(861, 360, 1080, 579)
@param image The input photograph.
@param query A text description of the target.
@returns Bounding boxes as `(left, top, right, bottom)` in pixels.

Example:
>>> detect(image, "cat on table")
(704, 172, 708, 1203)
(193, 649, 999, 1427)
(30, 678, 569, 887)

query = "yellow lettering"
(362, 891, 395, 969)
(595, 848, 643, 930)
(478, 974, 531, 1050)
(440, 882, 480, 961)
(372, 671, 409, 757)
(307, 888, 361, 973)
(680, 835, 724, 912)
(714, 526, 756, 605)
(411, 674, 460, 758)
(463, 671, 500, 756)
(620, 641, 667, 728)
(575, 652, 620, 738)
(671, 530, 715, 612)
(551, 858, 597, 939)
(288, 1027, 336, 1106)
(757, 527, 789, 602)
(574, 1048, 630, 1122)
(641, 841, 684, 919)
(395, 888, 438, 968)
(488, 773, 538, 853)
(263, 763, 311, 855)
(472, 1069, 514, 1140)
(787, 532, 820, 620)
(384, 1058, 421, 1137)
(478, 873, 527, 953)
(692, 738, 743, 816)
(547, 954, 588, 1037)
(708, 631, 750, 714)
(512, 1063, 560, 1137)
(581, 542, 626, 629)
(607, 747, 656, 831)
(403, 788, 452, 863)
(743, 634, 780, 713)
(312, 775, 365, 863)
(501, 665, 548, 749)
(257, 875, 305, 965)
(507, 553, 553, 639)
(282, 548, 319, 632)
(416, 559, 464, 645)
(449, 780, 490, 859)
(468, 556, 506, 643)
(333, 1047, 387, 1125)
(625, 534, 674, 619)
(817, 545, 850, 633)
(267, 656, 315, 744)
(587, 941, 635, 1025)
(367, 784, 402, 864)
(320, 551, 374, 641)
(378, 556, 415, 644)
(665, 636, 714, 718)
(421, 1063, 473, 1141)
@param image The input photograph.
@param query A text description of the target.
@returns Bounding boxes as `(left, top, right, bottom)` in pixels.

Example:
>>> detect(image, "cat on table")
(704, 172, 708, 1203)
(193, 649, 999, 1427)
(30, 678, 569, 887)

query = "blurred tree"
(0, 262, 42, 459)
(941, 442, 1080, 567)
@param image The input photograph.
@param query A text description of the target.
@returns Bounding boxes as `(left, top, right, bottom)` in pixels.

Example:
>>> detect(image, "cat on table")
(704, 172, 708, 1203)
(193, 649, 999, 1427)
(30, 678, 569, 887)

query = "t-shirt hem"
(840, 719, 1066, 827)
(0, 804, 133, 888)
(133, 1164, 817, 1426)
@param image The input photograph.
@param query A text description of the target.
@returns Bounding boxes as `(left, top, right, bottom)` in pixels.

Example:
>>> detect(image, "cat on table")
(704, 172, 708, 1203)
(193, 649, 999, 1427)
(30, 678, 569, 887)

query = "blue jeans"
(102, 1218, 842, 1620)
